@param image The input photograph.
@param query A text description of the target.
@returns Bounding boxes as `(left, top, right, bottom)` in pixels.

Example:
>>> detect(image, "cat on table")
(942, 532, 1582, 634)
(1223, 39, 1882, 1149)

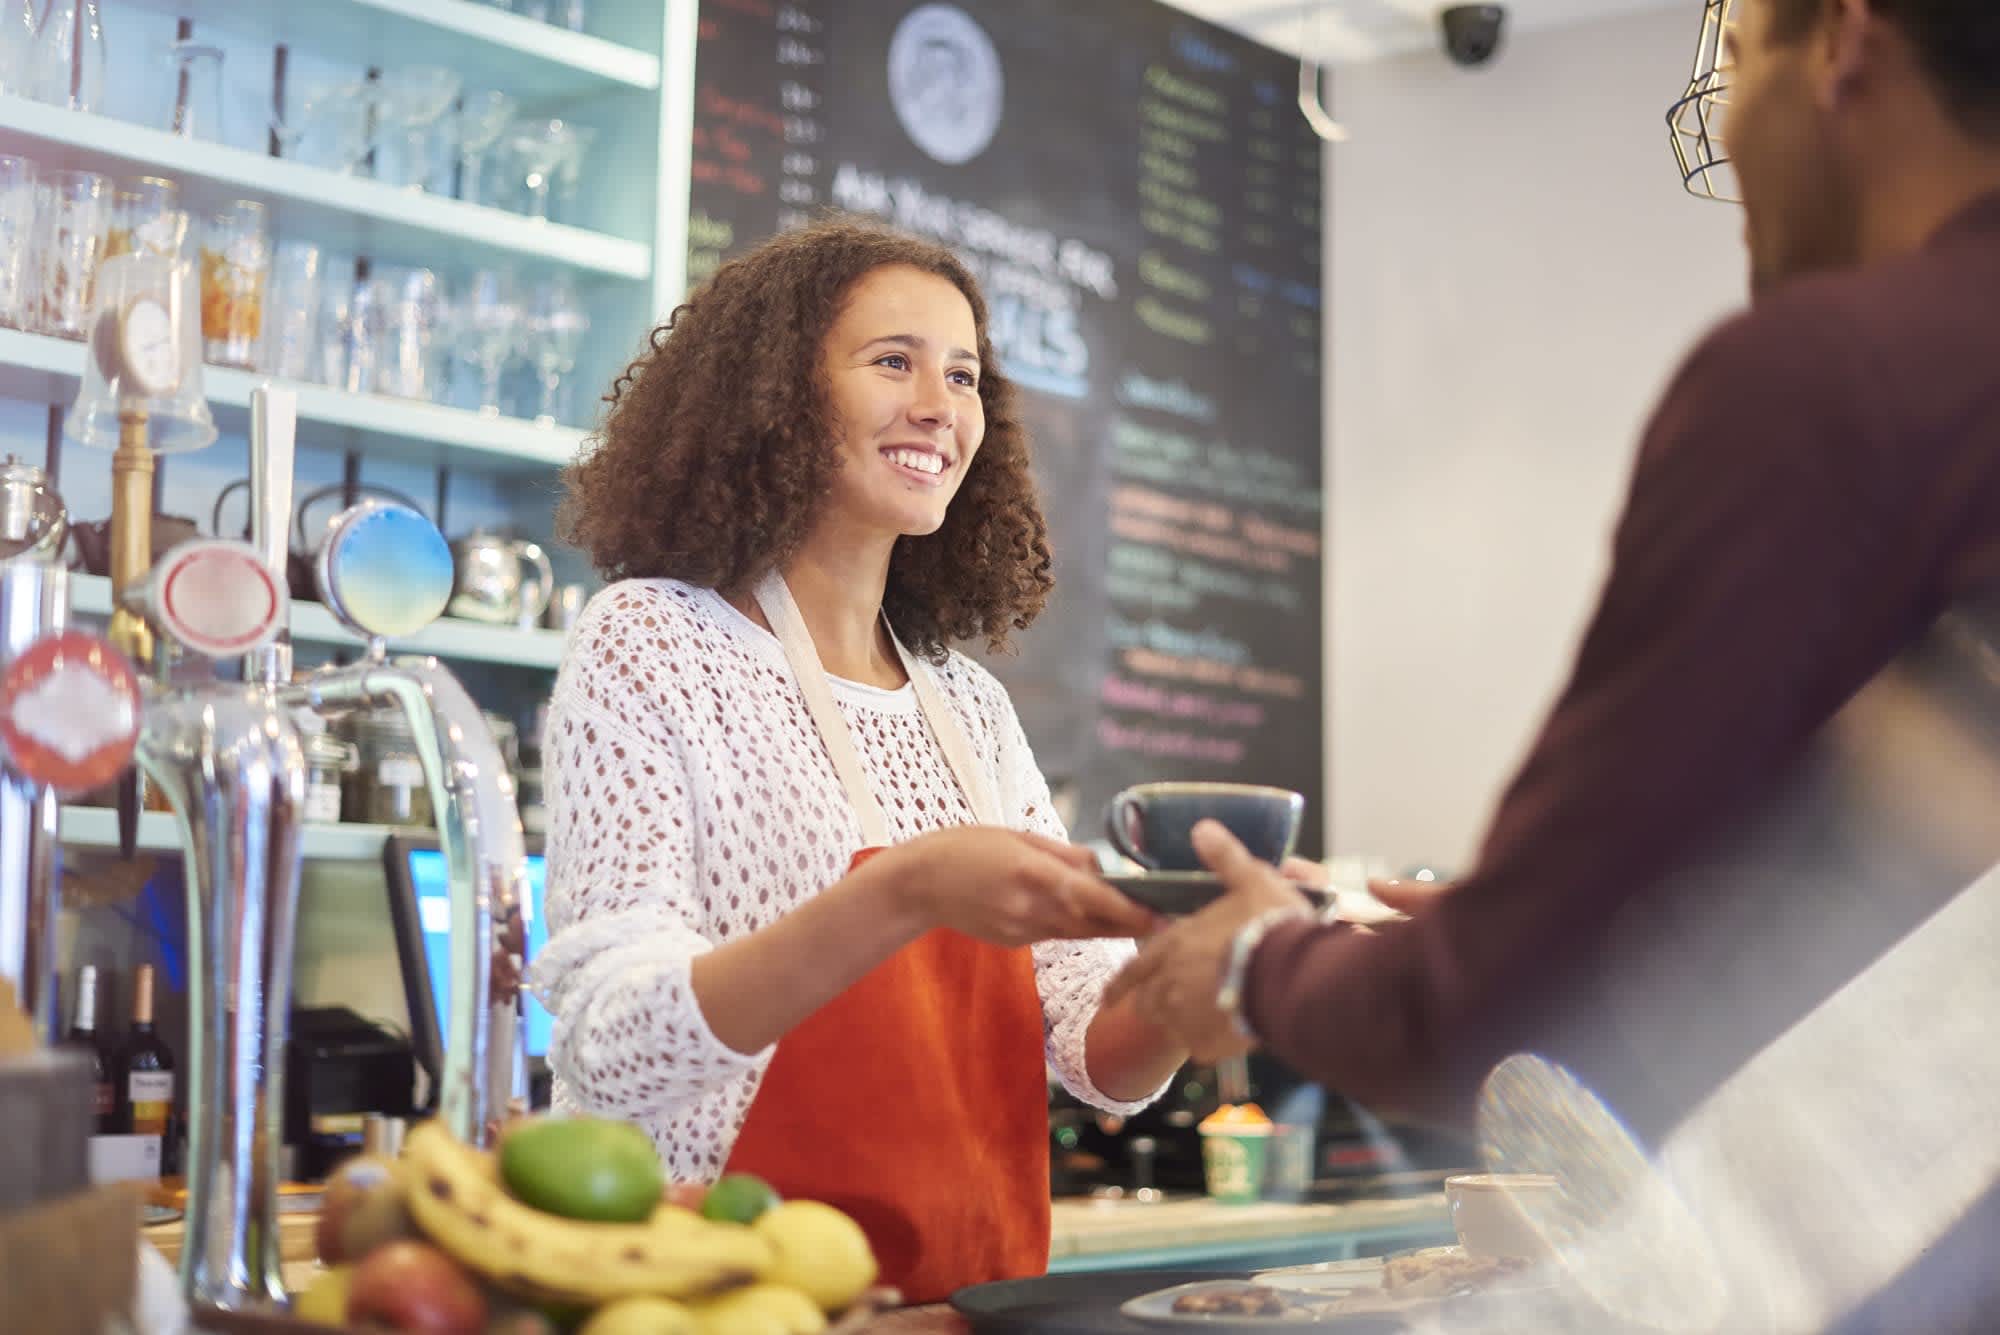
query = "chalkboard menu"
(689, 0, 1327, 852)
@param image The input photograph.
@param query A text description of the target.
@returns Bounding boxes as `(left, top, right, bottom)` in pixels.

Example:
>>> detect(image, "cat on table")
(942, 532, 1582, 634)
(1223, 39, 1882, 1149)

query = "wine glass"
(376, 66, 462, 191)
(453, 268, 521, 414)
(454, 91, 518, 206)
(523, 276, 588, 425)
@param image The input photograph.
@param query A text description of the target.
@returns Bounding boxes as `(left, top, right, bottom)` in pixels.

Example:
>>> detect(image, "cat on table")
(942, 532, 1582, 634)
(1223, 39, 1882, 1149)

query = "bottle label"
(129, 1071, 174, 1134)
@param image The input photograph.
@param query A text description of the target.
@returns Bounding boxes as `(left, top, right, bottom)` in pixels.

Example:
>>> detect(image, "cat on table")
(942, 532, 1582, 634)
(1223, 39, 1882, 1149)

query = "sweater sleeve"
(975, 672, 1168, 1115)
(529, 608, 769, 1123)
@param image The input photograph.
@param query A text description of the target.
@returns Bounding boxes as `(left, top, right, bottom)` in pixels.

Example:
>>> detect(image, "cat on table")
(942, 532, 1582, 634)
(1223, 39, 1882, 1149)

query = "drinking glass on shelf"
(263, 241, 322, 381)
(552, 124, 597, 226)
(558, 0, 586, 32)
(504, 119, 578, 220)
(452, 268, 521, 414)
(454, 91, 517, 206)
(376, 65, 462, 191)
(513, 0, 554, 21)
(30, 0, 104, 113)
(523, 275, 588, 425)
(199, 200, 270, 369)
(34, 169, 110, 339)
(0, 0, 36, 96)
(0, 156, 37, 330)
(272, 80, 378, 175)
(322, 269, 385, 394)
(162, 40, 225, 141)
(104, 176, 187, 260)
(376, 267, 444, 401)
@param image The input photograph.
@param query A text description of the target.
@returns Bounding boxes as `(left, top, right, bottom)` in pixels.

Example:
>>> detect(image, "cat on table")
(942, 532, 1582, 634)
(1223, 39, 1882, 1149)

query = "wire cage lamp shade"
(1668, 0, 1741, 203)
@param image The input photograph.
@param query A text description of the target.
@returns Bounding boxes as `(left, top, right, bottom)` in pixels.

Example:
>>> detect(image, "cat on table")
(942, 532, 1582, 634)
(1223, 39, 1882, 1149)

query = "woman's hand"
(871, 826, 1157, 946)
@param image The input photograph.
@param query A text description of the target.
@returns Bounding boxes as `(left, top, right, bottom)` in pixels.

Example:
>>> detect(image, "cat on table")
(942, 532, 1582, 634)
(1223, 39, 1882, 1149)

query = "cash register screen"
(384, 836, 552, 1087)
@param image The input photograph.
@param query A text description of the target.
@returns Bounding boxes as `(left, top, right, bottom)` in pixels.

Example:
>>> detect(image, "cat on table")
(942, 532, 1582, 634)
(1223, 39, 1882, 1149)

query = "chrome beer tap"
(285, 497, 528, 1144)
(118, 386, 307, 1311)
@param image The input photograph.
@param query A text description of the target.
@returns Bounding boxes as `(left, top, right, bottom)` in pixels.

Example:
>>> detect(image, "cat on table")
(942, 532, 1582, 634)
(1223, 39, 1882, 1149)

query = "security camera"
(1440, 4, 1507, 67)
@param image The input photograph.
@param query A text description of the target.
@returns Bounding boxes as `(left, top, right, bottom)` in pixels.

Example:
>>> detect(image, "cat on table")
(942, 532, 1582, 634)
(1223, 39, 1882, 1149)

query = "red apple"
(346, 1239, 488, 1335)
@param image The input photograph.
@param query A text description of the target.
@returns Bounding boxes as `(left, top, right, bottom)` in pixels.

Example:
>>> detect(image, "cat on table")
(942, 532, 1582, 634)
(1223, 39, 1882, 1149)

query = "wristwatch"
(1215, 906, 1310, 1042)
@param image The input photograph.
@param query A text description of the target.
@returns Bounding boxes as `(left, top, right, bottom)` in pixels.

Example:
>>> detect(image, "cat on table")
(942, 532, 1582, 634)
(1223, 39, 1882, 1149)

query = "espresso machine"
(0, 250, 532, 1315)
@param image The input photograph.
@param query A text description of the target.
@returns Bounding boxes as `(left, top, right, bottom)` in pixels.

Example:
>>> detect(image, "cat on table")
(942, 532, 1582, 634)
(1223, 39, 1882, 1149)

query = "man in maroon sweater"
(1110, 0, 2000, 1327)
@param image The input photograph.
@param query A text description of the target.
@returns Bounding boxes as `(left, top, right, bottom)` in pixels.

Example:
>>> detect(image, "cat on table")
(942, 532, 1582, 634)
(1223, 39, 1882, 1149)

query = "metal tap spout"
(297, 656, 526, 1143)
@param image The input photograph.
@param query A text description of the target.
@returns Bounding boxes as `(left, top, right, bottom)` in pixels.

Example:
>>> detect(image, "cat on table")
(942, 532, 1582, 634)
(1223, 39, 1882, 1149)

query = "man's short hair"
(1766, 0, 2000, 140)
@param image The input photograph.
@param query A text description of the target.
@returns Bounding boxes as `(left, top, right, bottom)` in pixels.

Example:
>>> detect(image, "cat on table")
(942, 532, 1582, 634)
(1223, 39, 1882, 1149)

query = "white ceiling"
(1162, 0, 1684, 64)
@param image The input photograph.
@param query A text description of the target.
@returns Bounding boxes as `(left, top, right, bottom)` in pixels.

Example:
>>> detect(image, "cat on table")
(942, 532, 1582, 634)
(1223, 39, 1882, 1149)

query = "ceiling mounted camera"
(1441, 4, 1507, 67)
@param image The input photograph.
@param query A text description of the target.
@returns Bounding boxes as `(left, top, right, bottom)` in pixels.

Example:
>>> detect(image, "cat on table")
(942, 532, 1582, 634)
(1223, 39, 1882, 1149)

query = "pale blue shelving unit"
(7, 0, 700, 864)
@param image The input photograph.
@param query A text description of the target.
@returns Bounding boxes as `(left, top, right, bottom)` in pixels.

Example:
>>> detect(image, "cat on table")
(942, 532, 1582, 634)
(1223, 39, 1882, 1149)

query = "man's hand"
(1102, 820, 1312, 1063)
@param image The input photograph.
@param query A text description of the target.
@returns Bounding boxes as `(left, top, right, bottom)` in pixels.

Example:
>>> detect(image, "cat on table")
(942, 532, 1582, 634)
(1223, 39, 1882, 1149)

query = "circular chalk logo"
(888, 4, 1003, 166)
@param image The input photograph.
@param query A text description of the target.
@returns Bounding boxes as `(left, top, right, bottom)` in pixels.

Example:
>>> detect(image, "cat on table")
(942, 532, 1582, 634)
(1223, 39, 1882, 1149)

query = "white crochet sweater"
(529, 579, 1159, 1184)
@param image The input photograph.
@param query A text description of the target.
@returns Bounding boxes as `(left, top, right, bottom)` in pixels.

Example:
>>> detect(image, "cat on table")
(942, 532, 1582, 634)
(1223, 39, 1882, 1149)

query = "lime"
(499, 1116, 664, 1224)
(699, 1172, 781, 1225)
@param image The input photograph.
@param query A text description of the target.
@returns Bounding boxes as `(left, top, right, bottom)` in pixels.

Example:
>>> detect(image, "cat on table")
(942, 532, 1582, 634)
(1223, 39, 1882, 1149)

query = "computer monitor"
(382, 834, 551, 1097)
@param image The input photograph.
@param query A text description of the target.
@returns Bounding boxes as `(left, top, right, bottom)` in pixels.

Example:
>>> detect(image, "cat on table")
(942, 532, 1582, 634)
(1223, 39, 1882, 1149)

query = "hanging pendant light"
(1667, 0, 1742, 202)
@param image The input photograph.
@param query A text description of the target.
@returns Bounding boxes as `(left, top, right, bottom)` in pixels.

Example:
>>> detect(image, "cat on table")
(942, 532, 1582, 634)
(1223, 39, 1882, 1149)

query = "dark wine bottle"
(117, 963, 177, 1171)
(65, 964, 117, 1134)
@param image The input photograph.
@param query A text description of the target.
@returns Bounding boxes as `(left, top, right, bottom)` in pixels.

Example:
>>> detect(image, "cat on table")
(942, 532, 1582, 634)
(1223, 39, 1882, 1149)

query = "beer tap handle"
(247, 386, 297, 686)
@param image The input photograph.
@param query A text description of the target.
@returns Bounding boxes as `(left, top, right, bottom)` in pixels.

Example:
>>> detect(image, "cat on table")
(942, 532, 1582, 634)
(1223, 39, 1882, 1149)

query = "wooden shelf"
(67, 574, 572, 670)
(60, 808, 400, 861)
(0, 97, 652, 282)
(111, 0, 661, 99)
(0, 329, 582, 472)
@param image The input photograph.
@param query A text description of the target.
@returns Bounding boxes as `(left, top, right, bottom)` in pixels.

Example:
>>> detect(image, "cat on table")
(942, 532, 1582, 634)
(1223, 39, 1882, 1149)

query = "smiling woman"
(559, 218, 1048, 658)
(532, 217, 1186, 1305)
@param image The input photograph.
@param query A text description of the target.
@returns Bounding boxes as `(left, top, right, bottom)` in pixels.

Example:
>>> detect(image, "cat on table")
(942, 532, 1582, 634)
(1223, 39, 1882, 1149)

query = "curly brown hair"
(559, 217, 1053, 659)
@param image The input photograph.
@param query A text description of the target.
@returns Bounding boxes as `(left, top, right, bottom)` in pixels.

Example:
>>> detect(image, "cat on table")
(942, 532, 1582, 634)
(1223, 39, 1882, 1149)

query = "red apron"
(723, 928, 1051, 1303)
(727, 571, 1052, 1303)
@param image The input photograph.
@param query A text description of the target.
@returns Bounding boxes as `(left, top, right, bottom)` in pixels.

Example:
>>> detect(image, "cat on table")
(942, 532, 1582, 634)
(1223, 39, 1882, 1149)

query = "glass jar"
(344, 709, 431, 828)
(301, 730, 358, 824)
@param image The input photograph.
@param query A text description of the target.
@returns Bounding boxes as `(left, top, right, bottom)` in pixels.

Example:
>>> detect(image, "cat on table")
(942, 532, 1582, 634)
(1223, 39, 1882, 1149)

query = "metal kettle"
(447, 529, 553, 627)
(0, 456, 68, 562)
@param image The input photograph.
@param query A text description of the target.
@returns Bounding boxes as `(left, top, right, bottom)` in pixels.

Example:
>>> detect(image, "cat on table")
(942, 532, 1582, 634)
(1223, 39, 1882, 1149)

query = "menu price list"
(688, 0, 1326, 849)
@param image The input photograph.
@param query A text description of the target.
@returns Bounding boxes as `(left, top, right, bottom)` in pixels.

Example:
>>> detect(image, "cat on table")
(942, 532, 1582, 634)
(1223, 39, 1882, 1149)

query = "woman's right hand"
(869, 826, 1156, 946)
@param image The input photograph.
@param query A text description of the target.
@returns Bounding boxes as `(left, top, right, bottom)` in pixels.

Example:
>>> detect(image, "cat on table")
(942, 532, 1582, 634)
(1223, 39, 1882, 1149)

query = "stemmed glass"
(552, 125, 597, 225)
(503, 118, 577, 220)
(376, 66, 462, 191)
(523, 276, 588, 425)
(455, 91, 517, 206)
(271, 81, 378, 175)
(452, 269, 521, 414)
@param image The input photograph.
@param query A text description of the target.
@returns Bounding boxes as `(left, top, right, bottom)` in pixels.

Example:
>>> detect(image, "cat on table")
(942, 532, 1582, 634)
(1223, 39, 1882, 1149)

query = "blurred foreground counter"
(149, 1191, 1450, 1332)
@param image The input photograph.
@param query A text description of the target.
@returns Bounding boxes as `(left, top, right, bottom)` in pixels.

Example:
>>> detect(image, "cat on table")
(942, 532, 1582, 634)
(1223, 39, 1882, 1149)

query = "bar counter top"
(149, 1190, 1452, 1332)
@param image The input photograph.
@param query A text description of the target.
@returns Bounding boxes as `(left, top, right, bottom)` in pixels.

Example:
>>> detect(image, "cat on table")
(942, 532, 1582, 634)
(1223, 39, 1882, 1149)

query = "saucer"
(1105, 872, 1332, 917)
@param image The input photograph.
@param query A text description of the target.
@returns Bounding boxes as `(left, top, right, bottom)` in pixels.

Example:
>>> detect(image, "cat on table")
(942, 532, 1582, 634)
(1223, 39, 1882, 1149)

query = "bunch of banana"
(401, 1121, 775, 1308)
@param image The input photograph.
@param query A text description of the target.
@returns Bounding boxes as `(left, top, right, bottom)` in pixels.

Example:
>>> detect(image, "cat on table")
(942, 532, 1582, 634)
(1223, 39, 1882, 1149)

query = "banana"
(401, 1121, 773, 1307)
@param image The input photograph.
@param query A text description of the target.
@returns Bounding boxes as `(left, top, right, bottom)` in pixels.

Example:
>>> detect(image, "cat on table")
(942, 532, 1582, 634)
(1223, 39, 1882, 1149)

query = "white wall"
(1324, 5, 1746, 870)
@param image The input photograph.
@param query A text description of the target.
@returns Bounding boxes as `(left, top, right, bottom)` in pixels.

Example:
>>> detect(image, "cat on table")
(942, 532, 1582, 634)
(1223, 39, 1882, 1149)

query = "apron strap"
(751, 571, 1002, 849)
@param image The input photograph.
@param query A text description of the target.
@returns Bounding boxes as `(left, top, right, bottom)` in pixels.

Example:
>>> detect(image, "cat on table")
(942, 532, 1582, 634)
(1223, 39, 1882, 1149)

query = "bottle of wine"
(118, 963, 176, 1167)
(66, 964, 116, 1134)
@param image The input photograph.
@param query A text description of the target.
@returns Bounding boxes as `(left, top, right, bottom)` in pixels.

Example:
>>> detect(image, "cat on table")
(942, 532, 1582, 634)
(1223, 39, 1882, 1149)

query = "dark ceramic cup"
(1104, 782, 1306, 872)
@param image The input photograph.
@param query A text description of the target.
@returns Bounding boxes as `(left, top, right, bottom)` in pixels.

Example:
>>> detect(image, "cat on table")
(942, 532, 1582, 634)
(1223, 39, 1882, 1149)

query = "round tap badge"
(153, 538, 288, 659)
(888, 4, 1004, 166)
(0, 630, 143, 796)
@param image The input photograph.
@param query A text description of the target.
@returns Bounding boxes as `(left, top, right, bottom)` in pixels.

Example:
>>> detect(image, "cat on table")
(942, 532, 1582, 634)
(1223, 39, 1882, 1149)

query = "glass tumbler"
(199, 199, 270, 369)
(262, 240, 323, 381)
(34, 168, 110, 339)
(0, 155, 36, 329)
(104, 176, 188, 261)
(162, 41, 226, 141)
